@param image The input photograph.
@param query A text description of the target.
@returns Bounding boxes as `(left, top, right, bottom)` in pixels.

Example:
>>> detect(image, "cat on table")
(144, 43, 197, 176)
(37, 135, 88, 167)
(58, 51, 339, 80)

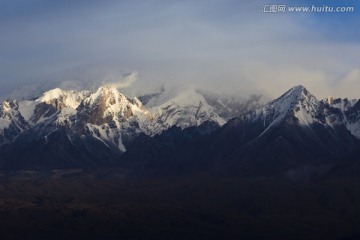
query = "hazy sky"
(1, 0, 360, 98)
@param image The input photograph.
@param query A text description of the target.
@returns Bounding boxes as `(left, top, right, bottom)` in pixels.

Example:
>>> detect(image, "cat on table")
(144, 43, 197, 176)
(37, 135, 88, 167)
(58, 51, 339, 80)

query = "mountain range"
(0, 84, 266, 170)
(0, 84, 359, 178)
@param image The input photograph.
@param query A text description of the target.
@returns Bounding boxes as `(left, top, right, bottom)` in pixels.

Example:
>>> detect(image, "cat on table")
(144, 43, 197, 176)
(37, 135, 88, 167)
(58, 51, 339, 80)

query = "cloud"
(105, 71, 139, 89)
(335, 69, 360, 98)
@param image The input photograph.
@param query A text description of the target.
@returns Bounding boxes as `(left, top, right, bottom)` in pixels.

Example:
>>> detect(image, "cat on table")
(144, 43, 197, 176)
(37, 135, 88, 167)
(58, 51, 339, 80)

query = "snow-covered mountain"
(0, 86, 154, 152)
(237, 85, 360, 140)
(330, 97, 360, 139)
(0, 84, 244, 169)
(144, 88, 226, 135)
(137, 86, 267, 135)
(0, 100, 28, 145)
(198, 89, 268, 121)
(2, 84, 359, 152)
(0, 84, 242, 153)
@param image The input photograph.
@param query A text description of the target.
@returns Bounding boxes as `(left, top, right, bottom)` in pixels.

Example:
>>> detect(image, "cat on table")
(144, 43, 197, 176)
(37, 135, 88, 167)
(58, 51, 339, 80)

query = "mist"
(105, 71, 139, 89)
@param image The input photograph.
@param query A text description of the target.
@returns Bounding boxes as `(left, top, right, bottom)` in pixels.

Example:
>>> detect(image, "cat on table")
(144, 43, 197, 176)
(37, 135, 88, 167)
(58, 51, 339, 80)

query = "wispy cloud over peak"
(105, 71, 139, 89)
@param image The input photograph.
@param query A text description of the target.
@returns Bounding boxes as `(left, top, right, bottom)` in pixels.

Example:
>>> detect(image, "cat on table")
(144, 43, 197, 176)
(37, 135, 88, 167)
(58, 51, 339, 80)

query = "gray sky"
(1, 0, 360, 98)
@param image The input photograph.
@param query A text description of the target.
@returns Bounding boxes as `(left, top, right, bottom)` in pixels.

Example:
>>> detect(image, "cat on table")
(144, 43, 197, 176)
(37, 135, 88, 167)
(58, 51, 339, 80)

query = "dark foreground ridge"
(1, 169, 360, 240)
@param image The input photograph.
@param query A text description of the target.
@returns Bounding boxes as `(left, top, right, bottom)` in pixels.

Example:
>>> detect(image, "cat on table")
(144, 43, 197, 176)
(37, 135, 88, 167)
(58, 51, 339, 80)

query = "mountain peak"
(291, 84, 306, 91)
(37, 88, 91, 110)
(284, 85, 309, 98)
(80, 84, 153, 126)
(274, 85, 316, 107)
(85, 85, 124, 106)
(96, 85, 122, 96)
(249, 85, 320, 132)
